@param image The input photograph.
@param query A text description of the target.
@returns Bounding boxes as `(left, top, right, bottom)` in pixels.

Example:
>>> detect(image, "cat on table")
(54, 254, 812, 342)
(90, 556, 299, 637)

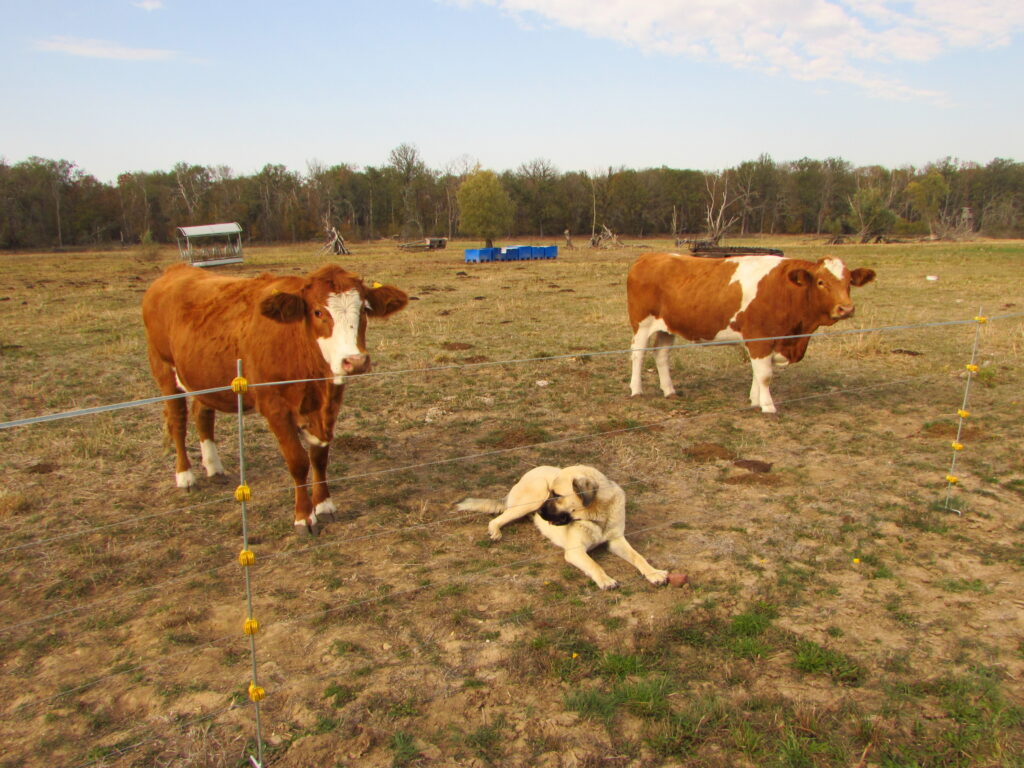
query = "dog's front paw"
(597, 578, 620, 591)
(487, 523, 503, 541)
(647, 569, 669, 586)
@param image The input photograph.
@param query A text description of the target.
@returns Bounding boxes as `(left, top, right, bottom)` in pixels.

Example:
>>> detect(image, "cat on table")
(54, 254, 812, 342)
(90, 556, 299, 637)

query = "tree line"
(2, 144, 1022, 250)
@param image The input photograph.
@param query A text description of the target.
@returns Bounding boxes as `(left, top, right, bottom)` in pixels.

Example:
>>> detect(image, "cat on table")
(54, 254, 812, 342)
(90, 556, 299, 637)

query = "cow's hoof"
(176, 470, 197, 490)
(294, 515, 320, 537)
(314, 500, 338, 524)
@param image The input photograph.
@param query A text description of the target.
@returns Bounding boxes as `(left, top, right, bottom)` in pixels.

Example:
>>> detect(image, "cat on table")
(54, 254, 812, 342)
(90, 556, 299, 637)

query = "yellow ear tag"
(372, 281, 383, 289)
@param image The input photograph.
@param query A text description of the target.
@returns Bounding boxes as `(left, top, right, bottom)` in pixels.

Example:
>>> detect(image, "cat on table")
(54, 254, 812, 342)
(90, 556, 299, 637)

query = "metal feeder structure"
(176, 222, 244, 267)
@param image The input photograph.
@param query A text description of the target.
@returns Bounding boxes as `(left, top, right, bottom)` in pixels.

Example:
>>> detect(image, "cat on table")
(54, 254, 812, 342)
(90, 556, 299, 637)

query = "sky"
(2, 0, 1023, 183)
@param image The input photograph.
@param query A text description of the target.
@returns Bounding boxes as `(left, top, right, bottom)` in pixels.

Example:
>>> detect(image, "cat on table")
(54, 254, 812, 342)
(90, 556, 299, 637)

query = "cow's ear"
(260, 291, 306, 323)
(364, 284, 409, 318)
(788, 268, 813, 287)
(572, 476, 600, 507)
(850, 268, 876, 287)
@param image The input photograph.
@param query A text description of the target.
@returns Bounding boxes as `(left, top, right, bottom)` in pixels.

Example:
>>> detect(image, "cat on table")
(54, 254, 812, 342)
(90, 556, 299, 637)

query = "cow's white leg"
(631, 317, 673, 396)
(629, 324, 652, 397)
(749, 355, 776, 413)
(651, 331, 676, 397)
(176, 469, 197, 489)
(199, 439, 226, 477)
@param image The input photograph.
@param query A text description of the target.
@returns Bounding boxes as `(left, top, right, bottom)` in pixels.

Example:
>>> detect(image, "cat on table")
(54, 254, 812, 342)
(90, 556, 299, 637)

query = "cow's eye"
(817, 280, 825, 287)
(314, 309, 323, 318)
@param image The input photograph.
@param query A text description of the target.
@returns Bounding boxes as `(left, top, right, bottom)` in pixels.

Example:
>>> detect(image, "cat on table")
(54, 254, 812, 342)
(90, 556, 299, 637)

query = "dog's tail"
(455, 498, 506, 516)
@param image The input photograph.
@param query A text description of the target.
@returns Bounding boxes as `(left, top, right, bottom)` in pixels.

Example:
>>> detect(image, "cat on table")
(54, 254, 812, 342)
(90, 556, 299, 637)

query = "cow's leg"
(165, 398, 195, 488)
(192, 401, 227, 479)
(263, 411, 318, 535)
(630, 316, 666, 396)
(147, 350, 195, 489)
(651, 331, 676, 397)
(308, 443, 337, 524)
(748, 355, 776, 413)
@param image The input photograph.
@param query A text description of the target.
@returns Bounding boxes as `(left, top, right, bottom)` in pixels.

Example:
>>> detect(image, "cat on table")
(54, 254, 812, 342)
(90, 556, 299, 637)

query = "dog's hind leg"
(607, 537, 668, 585)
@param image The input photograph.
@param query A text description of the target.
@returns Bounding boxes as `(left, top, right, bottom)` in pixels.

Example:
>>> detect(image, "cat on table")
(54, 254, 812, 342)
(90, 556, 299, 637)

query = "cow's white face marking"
(823, 257, 846, 280)
(726, 256, 783, 327)
(316, 288, 363, 384)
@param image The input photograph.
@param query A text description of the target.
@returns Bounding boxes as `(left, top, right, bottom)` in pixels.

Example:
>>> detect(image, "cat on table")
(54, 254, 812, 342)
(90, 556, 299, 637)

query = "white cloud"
(449, 0, 1024, 103)
(133, 0, 165, 10)
(35, 36, 175, 61)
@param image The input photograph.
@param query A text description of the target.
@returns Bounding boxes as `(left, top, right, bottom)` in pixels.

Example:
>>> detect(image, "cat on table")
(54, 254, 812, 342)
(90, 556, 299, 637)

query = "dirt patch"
(921, 422, 983, 440)
(733, 459, 773, 473)
(334, 436, 376, 452)
(683, 442, 737, 462)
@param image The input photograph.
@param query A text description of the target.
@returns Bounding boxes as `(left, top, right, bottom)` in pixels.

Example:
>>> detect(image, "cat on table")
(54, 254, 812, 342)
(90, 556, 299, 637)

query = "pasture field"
(1, 237, 1023, 768)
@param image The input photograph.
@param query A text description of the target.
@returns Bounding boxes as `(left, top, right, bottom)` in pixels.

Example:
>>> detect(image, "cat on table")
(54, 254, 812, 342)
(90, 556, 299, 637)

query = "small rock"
(667, 572, 689, 587)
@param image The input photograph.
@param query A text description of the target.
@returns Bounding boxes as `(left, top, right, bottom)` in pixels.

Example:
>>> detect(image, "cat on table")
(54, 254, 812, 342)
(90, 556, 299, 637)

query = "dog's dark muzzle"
(538, 497, 574, 526)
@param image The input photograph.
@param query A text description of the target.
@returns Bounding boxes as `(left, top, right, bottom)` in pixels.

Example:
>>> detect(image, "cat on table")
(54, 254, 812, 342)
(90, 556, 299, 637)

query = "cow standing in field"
(142, 263, 409, 535)
(627, 253, 875, 413)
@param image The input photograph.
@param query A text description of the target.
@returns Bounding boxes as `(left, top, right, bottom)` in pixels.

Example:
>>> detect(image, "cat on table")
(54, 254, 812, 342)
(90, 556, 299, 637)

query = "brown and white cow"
(627, 252, 875, 413)
(142, 263, 408, 534)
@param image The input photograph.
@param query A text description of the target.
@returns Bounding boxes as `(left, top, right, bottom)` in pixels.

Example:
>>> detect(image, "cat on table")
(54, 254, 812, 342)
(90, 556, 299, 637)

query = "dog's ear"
(572, 476, 600, 507)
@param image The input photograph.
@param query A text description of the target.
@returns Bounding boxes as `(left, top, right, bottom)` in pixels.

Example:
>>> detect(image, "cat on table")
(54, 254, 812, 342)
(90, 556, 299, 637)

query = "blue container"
(546, 245, 558, 259)
(522, 246, 535, 260)
(501, 247, 518, 261)
(479, 247, 494, 262)
(464, 248, 480, 263)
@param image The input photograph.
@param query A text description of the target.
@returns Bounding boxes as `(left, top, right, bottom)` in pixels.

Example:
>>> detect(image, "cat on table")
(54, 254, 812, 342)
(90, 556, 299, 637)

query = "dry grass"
(1, 237, 1023, 767)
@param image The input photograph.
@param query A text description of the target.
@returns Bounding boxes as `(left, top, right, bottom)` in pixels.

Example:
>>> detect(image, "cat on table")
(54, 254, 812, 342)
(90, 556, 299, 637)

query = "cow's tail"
(455, 498, 506, 516)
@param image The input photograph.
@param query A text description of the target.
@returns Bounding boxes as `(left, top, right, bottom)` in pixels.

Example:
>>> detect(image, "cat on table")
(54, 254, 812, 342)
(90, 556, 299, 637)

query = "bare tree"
(703, 171, 744, 244)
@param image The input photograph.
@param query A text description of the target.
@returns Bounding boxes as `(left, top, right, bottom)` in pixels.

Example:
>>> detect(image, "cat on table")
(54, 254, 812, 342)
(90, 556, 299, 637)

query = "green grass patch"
(791, 640, 864, 686)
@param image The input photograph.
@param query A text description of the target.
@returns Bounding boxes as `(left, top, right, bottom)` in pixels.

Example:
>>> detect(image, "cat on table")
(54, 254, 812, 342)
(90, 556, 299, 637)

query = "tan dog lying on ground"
(456, 465, 668, 590)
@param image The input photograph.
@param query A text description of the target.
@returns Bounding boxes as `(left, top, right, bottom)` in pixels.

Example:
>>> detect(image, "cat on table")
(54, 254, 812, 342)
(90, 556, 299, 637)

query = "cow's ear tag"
(372, 281, 382, 289)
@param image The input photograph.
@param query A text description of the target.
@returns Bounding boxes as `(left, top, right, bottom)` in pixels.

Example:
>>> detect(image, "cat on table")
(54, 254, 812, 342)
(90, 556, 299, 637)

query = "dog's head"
(537, 475, 600, 526)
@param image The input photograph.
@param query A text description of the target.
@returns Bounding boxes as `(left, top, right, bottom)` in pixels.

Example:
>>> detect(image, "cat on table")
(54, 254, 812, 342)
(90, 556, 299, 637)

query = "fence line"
(0, 368, 945, 632)
(4, 364, 962, 720)
(3, 312, 1020, 432)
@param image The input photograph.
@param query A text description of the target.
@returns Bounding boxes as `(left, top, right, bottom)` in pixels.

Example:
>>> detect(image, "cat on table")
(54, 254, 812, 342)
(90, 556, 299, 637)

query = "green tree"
(457, 169, 514, 248)
(844, 187, 896, 242)
(906, 171, 950, 237)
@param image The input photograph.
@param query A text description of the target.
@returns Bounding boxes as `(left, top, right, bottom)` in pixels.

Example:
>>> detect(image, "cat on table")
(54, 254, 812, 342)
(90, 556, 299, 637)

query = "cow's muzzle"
(832, 304, 855, 319)
(342, 354, 371, 375)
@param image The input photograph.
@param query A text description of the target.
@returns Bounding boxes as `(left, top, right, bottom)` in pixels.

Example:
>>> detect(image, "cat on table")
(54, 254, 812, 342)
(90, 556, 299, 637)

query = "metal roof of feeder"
(176, 222, 243, 238)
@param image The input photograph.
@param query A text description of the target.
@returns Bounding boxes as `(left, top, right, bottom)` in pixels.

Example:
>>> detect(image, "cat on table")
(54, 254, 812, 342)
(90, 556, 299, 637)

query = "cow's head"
(787, 257, 875, 325)
(259, 264, 409, 384)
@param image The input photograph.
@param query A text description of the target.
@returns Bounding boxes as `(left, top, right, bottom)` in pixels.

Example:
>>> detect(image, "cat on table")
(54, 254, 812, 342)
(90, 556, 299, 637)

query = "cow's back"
(627, 252, 749, 341)
(142, 265, 284, 394)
